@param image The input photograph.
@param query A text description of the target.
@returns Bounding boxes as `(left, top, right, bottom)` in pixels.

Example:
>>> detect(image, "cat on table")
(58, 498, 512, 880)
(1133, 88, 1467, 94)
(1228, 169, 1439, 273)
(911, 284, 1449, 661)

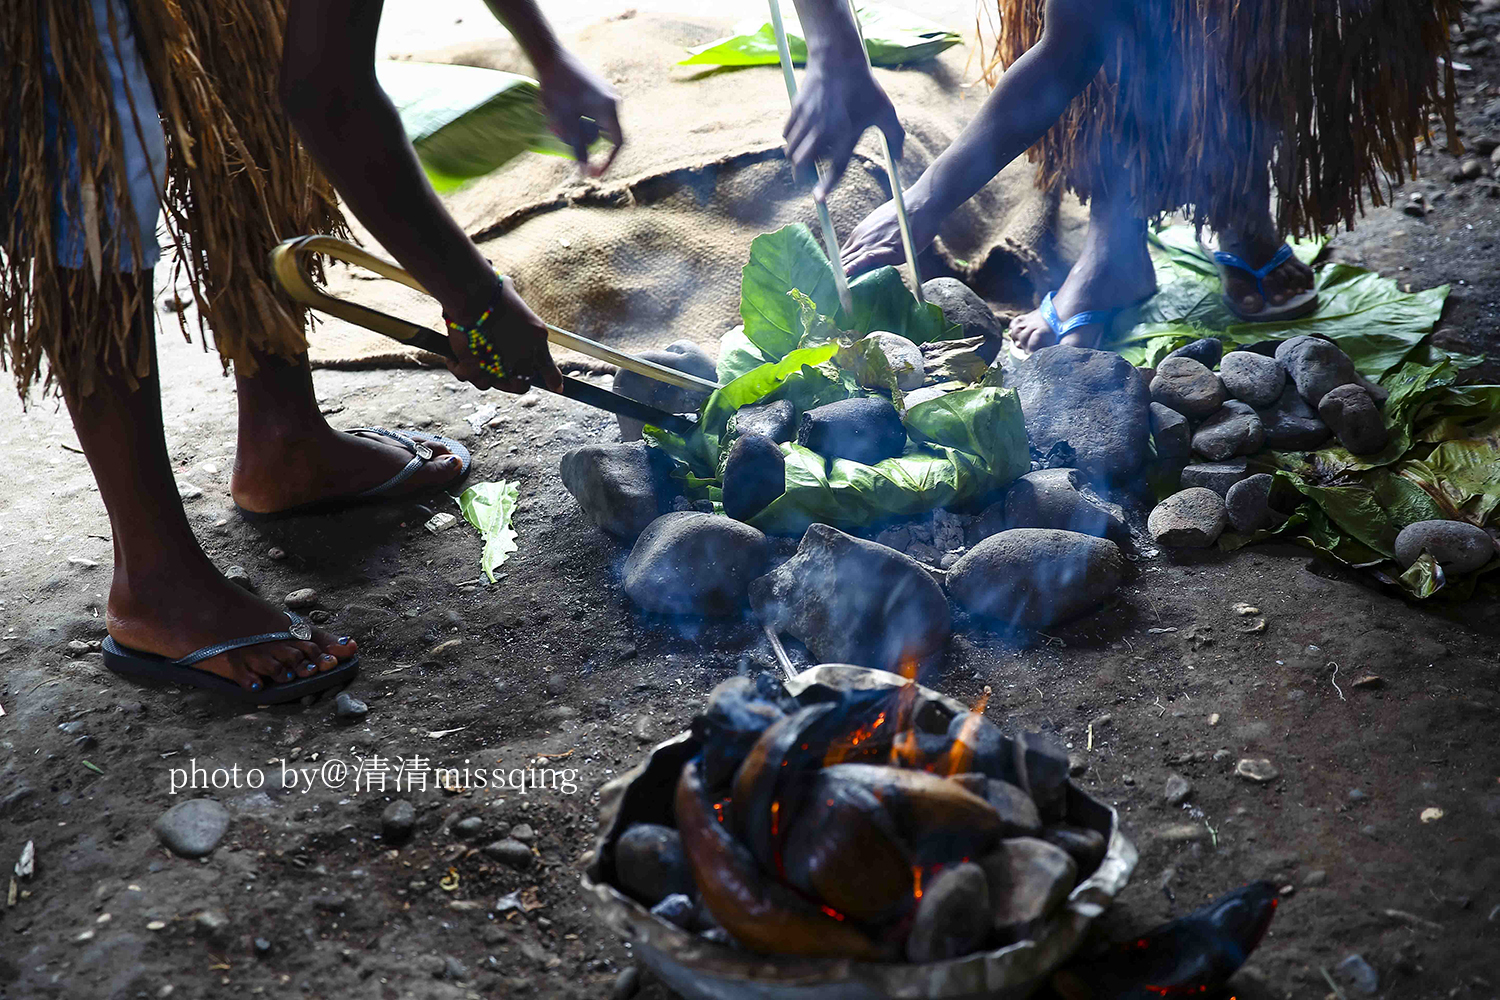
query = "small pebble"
(267, 547, 287, 560)
(1164, 773, 1193, 806)
(1235, 758, 1280, 783)
(334, 692, 367, 720)
(285, 588, 318, 609)
(381, 800, 416, 845)
(223, 565, 255, 591)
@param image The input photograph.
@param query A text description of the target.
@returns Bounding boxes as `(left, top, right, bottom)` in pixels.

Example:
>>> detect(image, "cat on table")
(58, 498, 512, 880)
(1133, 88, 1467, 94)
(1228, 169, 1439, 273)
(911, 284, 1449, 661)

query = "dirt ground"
(3, 6, 1500, 1000)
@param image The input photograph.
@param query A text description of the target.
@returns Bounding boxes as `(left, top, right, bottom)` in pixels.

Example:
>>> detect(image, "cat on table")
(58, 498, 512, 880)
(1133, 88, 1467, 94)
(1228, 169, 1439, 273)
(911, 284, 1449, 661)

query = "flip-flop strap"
(107, 612, 316, 668)
(1039, 291, 1118, 338)
(1212, 244, 1295, 298)
(347, 427, 433, 497)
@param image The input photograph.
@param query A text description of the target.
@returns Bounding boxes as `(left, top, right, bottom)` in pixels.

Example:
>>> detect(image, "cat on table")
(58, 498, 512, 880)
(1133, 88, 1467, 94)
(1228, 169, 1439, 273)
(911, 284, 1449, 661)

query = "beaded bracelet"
(444, 275, 510, 380)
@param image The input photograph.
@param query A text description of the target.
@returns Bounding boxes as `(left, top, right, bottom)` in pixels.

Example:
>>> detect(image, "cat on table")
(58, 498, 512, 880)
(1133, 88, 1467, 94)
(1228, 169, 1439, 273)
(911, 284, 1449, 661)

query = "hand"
(536, 48, 623, 177)
(446, 277, 563, 395)
(784, 51, 903, 202)
(841, 197, 935, 276)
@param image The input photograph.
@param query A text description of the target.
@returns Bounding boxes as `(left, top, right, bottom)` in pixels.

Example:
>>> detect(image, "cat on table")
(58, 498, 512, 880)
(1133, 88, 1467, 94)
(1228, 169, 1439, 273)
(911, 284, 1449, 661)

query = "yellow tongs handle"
(270, 236, 722, 393)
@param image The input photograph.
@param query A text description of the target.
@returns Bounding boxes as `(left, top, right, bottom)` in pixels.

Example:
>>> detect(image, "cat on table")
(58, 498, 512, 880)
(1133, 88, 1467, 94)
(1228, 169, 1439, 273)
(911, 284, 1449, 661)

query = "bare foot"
(108, 565, 357, 694)
(1213, 228, 1316, 317)
(231, 426, 465, 515)
(1009, 226, 1156, 354)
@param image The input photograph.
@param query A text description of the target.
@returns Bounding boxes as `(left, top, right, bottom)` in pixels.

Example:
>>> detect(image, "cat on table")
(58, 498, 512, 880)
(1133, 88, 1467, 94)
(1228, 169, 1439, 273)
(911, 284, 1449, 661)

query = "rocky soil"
(4, 4, 1500, 999)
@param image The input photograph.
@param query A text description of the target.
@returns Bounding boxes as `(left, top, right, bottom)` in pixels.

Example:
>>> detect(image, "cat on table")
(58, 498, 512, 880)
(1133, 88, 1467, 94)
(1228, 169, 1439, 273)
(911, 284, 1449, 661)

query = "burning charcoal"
(1163, 336, 1224, 369)
(721, 434, 785, 522)
(1148, 488, 1228, 547)
(1218, 350, 1286, 408)
(1150, 357, 1227, 419)
(946, 529, 1126, 630)
(949, 774, 1042, 837)
(979, 837, 1078, 941)
(905, 862, 991, 963)
(1010, 347, 1152, 483)
(1317, 384, 1389, 455)
(1040, 824, 1108, 876)
(862, 332, 926, 391)
(675, 758, 888, 959)
(1191, 401, 1265, 461)
(921, 277, 1004, 345)
(749, 524, 951, 672)
(797, 397, 908, 466)
(693, 677, 787, 790)
(560, 442, 678, 541)
(1275, 335, 1358, 406)
(615, 824, 694, 906)
(1049, 881, 1279, 998)
(943, 714, 1020, 785)
(611, 340, 717, 441)
(780, 770, 916, 925)
(649, 893, 696, 929)
(818, 764, 1005, 865)
(1149, 402, 1191, 461)
(728, 399, 796, 443)
(1256, 384, 1332, 450)
(622, 513, 769, 616)
(1012, 731, 1071, 822)
(1394, 520, 1496, 574)
(1003, 468, 1129, 544)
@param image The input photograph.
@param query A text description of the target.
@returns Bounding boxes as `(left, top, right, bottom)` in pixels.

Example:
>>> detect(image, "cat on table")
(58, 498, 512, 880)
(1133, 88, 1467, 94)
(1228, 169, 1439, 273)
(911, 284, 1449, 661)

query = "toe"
(226, 652, 270, 693)
(315, 629, 358, 660)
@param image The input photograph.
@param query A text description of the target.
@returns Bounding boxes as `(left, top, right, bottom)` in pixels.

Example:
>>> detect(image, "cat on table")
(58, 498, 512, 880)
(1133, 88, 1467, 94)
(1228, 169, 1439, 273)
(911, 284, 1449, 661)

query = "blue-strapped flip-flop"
(102, 612, 359, 705)
(1007, 290, 1152, 359)
(236, 427, 471, 522)
(1205, 242, 1319, 322)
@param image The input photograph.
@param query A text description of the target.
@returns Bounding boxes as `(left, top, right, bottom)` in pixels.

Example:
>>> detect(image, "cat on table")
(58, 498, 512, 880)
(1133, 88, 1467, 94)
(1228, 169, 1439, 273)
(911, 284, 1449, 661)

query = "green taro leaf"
(458, 480, 520, 584)
(740, 225, 843, 358)
(716, 326, 775, 384)
(376, 61, 569, 193)
(679, 3, 960, 68)
(845, 266, 962, 344)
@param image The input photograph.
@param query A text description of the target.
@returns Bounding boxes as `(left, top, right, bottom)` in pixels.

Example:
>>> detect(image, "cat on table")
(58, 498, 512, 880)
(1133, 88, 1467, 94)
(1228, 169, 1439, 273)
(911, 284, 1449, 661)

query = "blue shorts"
(42, 0, 168, 272)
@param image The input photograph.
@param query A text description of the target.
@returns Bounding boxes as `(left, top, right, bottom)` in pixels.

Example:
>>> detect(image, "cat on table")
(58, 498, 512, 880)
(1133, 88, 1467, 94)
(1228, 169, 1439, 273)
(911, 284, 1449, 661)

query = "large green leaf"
(845, 267, 962, 344)
(457, 480, 520, 583)
(740, 226, 844, 358)
(376, 61, 567, 193)
(716, 326, 775, 384)
(679, 3, 960, 68)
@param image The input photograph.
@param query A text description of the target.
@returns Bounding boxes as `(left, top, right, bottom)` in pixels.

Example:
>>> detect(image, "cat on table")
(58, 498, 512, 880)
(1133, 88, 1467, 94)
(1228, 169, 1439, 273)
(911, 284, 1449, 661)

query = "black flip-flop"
(102, 612, 359, 705)
(236, 428, 472, 522)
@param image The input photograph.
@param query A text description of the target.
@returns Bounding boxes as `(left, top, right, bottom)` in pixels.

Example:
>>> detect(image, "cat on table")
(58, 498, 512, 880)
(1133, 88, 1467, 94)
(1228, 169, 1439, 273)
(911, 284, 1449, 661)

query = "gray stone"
(950, 774, 1043, 837)
(1040, 825, 1107, 874)
(1149, 488, 1228, 547)
(798, 397, 907, 466)
(1356, 372, 1389, 408)
(612, 967, 641, 1000)
(1010, 346, 1152, 483)
(947, 528, 1126, 629)
(1336, 954, 1380, 996)
(381, 800, 416, 845)
(1164, 337, 1224, 369)
(1318, 384, 1388, 455)
(1150, 357, 1227, 419)
(1149, 402, 1191, 460)
(728, 399, 795, 443)
(623, 513, 769, 616)
(905, 862, 991, 962)
(560, 442, 677, 541)
(153, 799, 230, 859)
(510, 823, 536, 842)
(452, 816, 485, 840)
(612, 340, 717, 441)
(721, 435, 785, 523)
(1393, 520, 1496, 573)
(1164, 773, 1193, 806)
(333, 692, 368, 720)
(223, 566, 255, 592)
(1257, 385, 1332, 451)
(1235, 758, 1280, 783)
(903, 385, 952, 408)
(1192, 401, 1265, 461)
(284, 588, 318, 610)
(1003, 468, 1129, 543)
(1275, 336, 1358, 406)
(615, 824, 693, 906)
(1226, 474, 1287, 533)
(922, 277, 1004, 343)
(1302, 869, 1328, 888)
(1014, 731, 1071, 822)
(649, 893, 696, 929)
(979, 838, 1078, 939)
(1219, 351, 1286, 408)
(863, 331, 926, 391)
(483, 838, 534, 871)
(750, 524, 951, 671)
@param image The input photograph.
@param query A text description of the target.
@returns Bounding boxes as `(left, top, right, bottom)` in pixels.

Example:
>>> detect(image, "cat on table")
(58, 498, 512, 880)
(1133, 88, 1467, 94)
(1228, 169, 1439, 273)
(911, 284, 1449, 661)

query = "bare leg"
(228, 347, 464, 515)
(1213, 163, 1316, 316)
(53, 272, 357, 694)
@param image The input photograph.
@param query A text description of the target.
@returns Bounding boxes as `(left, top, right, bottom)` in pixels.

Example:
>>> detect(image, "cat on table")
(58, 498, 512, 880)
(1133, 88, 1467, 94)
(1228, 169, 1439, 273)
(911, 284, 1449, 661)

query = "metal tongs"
(270, 235, 720, 436)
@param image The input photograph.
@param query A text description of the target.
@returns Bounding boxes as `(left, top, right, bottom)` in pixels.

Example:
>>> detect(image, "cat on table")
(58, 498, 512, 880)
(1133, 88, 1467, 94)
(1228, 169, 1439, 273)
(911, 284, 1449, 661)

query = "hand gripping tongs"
(270, 236, 719, 437)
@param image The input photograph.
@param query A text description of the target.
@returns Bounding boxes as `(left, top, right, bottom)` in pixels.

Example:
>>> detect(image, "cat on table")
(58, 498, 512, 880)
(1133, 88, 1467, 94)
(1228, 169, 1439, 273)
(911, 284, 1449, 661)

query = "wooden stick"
(765, 0, 856, 317)
(762, 624, 797, 679)
(842, 0, 924, 304)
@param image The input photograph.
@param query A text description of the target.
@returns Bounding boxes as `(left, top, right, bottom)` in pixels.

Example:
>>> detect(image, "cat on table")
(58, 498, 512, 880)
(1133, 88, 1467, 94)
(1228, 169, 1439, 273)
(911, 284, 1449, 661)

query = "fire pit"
(581, 665, 1136, 1000)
